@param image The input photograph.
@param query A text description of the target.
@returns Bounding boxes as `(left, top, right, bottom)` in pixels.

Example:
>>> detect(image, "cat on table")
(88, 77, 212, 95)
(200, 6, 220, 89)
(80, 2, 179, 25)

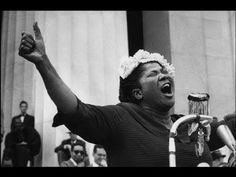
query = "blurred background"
(1, 11, 235, 166)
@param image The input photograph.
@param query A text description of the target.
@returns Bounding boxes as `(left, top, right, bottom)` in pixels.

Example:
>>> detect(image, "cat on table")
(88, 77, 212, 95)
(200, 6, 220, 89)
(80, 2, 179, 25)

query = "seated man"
(55, 132, 81, 166)
(60, 139, 90, 167)
(2, 118, 41, 167)
(90, 144, 107, 167)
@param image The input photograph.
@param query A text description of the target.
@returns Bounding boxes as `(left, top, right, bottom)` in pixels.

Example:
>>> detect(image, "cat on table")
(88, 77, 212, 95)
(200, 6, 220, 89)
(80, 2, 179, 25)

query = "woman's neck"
(140, 104, 173, 129)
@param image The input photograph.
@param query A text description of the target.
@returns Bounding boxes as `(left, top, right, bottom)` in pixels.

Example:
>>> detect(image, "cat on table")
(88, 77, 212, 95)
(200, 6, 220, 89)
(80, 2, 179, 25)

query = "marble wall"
(168, 11, 235, 119)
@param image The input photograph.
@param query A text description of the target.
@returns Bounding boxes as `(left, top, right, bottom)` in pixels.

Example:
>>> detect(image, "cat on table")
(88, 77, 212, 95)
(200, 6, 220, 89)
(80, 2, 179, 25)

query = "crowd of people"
(55, 132, 107, 167)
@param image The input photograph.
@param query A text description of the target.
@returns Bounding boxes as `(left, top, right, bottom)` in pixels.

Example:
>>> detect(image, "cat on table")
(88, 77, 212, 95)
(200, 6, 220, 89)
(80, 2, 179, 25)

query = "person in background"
(55, 132, 82, 166)
(223, 112, 235, 138)
(90, 144, 107, 167)
(9, 100, 36, 166)
(60, 139, 90, 167)
(211, 149, 227, 167)
(11, 101, 34, 131)
(2, 118, 41, 167)
(223, 112, 236, 167)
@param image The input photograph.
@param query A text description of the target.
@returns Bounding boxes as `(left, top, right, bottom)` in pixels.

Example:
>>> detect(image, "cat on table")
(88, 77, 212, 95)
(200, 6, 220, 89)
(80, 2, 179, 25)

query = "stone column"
(168, 11, 235, 118)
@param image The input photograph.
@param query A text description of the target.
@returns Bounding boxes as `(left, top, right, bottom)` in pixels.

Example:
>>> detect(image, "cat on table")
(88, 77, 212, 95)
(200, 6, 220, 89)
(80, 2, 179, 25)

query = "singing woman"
(18, 22, 235, 167)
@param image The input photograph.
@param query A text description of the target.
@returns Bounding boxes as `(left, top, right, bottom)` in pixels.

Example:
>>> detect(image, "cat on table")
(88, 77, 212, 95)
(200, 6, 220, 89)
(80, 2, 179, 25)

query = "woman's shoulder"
(116, 102, 140, 110)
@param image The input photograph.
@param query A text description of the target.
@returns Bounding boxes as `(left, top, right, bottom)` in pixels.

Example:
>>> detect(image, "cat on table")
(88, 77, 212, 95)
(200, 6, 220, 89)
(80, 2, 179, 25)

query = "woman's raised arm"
(18, 22, 77, 114)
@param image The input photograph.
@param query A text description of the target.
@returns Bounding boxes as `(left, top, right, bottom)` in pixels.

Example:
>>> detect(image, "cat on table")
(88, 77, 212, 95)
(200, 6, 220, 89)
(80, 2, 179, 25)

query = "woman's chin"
(162, 99, 175, 111)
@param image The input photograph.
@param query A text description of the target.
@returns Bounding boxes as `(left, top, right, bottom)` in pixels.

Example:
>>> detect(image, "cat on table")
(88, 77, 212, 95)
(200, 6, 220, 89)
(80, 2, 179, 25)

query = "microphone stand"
(168, 114, 213, 167)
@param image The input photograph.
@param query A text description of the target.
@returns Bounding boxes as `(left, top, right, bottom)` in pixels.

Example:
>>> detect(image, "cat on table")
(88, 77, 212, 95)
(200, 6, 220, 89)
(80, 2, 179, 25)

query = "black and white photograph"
(1, 10, 235, 167)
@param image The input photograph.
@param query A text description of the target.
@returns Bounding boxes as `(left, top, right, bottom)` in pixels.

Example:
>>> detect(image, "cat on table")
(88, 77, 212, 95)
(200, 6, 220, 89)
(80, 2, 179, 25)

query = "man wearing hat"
(61, 139, 89, 167)
(55, 132, 82, 166)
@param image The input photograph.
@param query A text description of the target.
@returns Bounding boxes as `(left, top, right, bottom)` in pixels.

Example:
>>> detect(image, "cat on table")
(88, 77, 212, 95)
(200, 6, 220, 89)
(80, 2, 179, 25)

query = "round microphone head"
(188, 93, 210, 102)
(188, 93, 210, 115)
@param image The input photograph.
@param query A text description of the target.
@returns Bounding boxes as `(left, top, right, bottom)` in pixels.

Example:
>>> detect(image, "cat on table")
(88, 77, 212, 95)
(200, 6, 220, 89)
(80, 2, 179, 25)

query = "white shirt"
(91, 160, 107, 167)
(20, 115, 25, 123)
(91, 161, 99, 167)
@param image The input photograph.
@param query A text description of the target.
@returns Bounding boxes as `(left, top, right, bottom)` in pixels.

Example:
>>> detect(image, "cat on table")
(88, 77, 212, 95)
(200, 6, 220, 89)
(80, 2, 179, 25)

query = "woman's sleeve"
(52, 96, 123, 145)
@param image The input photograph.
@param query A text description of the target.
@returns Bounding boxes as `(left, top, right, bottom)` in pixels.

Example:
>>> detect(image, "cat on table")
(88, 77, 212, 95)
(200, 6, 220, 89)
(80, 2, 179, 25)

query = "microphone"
(216, 122, 236, 154)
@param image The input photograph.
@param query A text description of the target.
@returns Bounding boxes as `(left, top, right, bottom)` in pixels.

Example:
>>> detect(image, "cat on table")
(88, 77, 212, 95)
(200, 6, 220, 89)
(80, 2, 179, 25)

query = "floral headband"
(118, 49, 175, 79)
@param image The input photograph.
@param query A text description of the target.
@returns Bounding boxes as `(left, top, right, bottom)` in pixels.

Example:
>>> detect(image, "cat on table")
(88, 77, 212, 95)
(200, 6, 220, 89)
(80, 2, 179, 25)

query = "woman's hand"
(18, 22, 46, 64)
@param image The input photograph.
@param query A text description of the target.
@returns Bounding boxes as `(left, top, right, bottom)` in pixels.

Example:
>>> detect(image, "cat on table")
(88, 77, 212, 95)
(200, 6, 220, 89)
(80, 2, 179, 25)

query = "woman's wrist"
(35, 54, 49, 69)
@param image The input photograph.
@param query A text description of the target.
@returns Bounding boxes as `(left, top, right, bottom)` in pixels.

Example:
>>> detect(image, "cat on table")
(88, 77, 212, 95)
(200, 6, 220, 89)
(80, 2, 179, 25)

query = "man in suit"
(90, 144, 107, 167)
(55, 132, 83, 166)
(8, 101, 36, 166)
(60, 139, 89, 167)
(11, 101, 34, 131)
(2, 118, 41, 167)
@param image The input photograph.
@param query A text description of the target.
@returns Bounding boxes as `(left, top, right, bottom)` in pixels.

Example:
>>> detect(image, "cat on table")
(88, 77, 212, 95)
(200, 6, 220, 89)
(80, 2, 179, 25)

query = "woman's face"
(138, 62, 175, 111)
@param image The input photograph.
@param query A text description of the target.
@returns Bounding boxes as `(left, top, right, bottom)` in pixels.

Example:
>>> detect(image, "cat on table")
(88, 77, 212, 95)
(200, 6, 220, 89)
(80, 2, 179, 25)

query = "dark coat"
(61, 157, 90, 167)
(11, 114, 34, 131)
(2, 126, 41, 166)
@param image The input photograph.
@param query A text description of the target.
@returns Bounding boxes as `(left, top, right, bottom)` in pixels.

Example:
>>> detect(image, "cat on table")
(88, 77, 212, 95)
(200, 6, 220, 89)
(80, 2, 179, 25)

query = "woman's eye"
(148, 71, 159, 77)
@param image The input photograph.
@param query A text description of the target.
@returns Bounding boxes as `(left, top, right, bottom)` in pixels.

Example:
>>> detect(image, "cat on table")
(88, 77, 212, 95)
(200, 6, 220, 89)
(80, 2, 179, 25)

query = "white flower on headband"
(119, 49, 175, 79)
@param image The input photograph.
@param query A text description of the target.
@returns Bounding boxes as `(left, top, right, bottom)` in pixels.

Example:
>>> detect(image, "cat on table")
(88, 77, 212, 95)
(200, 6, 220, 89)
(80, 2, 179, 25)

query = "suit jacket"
(11, 114, 34, 131)
(3, 126, 41, 166)
(61, 159, 77, 167)
(61, 159, 87, 167)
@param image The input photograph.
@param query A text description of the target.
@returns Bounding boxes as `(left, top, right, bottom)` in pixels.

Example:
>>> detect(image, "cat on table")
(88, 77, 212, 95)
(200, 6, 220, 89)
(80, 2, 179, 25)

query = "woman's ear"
(132, 89, 143, 100)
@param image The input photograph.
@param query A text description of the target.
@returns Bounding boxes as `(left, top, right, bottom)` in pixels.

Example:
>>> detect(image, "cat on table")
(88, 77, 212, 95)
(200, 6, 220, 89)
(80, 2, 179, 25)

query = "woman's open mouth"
(160, 82, 173, 97)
